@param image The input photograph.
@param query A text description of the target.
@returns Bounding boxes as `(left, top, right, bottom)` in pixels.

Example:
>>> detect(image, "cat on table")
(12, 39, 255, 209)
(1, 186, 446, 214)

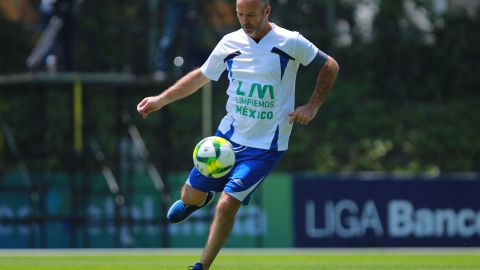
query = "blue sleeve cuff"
(311, 50, 328, 67)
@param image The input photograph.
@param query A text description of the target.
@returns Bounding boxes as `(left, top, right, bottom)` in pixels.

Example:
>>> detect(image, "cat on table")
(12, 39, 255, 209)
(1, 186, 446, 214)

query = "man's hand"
(137, 96, 163, 119)
(136, 68, 211, 119)
(288, 104, 318, 125)
(289, 56, 339, 125)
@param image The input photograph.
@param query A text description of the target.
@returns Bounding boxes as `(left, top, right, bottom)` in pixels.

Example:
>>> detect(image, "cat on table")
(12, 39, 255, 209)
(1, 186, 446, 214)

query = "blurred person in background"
(153, 0, 202, 81)
(26, 0, 78, 71)
(206, 0, 237, 36)
(0, 0, 36, 24)
(138, 0, 339, 269)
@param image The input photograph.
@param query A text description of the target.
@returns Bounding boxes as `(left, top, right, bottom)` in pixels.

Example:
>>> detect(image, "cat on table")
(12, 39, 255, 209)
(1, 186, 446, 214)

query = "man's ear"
(264, 4, 271, 17)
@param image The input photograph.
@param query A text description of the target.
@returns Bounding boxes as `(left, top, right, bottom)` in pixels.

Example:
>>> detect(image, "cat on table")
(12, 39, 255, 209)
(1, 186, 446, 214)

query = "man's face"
(236, 0, 270, 38)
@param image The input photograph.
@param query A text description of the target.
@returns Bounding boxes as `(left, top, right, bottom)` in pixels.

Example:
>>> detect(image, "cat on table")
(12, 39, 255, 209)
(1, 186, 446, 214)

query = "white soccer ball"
(193, 136, 236, 178)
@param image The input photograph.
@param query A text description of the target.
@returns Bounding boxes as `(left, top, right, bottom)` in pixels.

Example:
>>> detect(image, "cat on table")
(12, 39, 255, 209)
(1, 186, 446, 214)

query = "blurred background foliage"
(0, 0, 479, 174)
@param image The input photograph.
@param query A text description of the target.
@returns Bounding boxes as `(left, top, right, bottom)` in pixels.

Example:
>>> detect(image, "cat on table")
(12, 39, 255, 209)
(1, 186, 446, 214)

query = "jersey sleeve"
(200, 38, 228, 81)
(295, 33, 325, 66)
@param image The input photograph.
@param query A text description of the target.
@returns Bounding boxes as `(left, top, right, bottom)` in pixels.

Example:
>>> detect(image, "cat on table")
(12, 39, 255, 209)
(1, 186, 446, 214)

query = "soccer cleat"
(188, 262, 203, 270)
(167, 191, 215, 223)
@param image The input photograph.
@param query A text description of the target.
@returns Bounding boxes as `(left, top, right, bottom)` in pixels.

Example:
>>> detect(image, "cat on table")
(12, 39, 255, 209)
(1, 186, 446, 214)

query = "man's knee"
(215, 193, 241, 219)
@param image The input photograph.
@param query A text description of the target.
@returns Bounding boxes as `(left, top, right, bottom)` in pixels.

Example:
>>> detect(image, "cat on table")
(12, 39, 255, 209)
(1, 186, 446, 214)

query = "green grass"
(1, 249, 480, 270)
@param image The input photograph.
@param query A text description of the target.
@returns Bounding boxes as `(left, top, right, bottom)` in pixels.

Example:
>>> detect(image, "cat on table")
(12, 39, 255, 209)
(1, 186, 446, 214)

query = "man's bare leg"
(181, 184, 208, 206)
(199, 192, 241, 270)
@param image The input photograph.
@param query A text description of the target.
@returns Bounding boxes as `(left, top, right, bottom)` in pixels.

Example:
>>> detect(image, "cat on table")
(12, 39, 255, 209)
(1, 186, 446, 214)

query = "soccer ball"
(193, 136, 235, 178)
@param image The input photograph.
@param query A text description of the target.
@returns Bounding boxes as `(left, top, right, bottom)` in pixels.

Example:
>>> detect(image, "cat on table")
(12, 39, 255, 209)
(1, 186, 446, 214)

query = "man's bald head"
(237, 0, 270, 8)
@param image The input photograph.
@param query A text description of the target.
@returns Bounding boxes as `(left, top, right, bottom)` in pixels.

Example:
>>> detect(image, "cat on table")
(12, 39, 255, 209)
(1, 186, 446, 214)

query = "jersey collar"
(243, 23, 276, 45)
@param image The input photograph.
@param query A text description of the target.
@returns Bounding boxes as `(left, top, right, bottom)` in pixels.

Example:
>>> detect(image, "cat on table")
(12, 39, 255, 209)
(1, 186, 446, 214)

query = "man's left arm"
(289, 55, 339, 125)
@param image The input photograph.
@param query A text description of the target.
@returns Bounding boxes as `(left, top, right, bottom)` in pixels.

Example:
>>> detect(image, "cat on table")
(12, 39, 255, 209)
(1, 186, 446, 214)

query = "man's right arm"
(137, 68, 210, 118)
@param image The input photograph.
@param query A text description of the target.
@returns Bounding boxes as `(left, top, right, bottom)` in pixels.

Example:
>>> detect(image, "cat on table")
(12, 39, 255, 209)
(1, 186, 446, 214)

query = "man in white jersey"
(137, 0, 339, 269)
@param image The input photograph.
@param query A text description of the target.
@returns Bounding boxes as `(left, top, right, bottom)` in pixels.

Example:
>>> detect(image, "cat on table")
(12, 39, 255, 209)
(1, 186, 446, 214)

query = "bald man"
(137, 0, 339, 269)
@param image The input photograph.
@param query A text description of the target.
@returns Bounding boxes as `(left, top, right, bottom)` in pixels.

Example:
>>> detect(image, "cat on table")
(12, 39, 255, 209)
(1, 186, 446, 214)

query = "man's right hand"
(137, 96, 163, 119)
(136, 68, 210, 119)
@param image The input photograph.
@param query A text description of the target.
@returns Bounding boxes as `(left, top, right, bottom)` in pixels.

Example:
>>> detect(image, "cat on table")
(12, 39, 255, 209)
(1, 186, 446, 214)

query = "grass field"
(1, 248, 480, 270)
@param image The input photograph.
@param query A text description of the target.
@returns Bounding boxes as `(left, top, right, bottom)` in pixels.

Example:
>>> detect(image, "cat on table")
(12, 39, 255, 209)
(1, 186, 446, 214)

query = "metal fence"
(0, 73, 172, 248)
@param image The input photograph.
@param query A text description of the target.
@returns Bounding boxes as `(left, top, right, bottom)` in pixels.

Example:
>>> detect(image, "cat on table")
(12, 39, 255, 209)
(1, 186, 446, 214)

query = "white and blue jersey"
(188, 24, 323, 204)
(200, 23, 321, 151)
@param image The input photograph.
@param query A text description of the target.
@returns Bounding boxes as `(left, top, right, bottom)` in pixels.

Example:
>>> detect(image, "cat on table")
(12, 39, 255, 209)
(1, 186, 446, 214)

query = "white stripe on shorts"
(232, 145, 248, 153)
(227, 176, 265, 202)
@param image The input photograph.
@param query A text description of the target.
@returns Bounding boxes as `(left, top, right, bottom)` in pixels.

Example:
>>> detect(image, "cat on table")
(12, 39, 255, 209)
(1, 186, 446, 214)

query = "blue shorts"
(186, 132, 285, 205)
